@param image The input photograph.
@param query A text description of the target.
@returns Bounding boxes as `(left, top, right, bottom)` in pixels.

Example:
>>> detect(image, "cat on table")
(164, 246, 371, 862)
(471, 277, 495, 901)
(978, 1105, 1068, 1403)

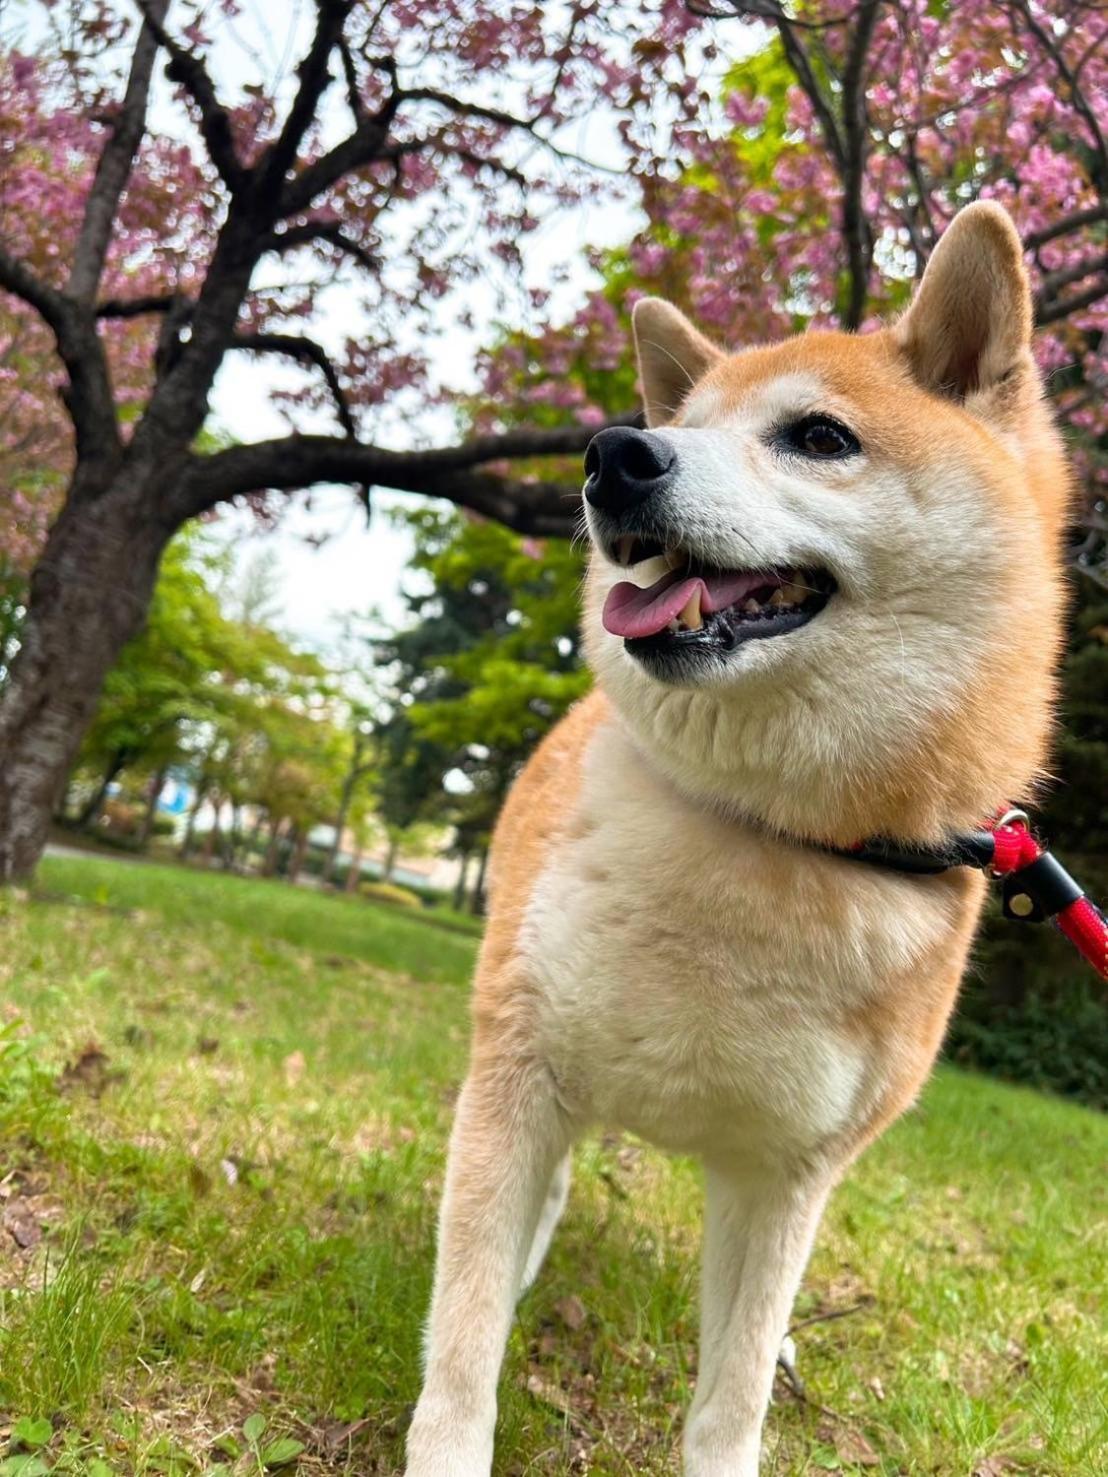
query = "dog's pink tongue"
(602, 570, 774, 639)
(603, 574, 701, 639)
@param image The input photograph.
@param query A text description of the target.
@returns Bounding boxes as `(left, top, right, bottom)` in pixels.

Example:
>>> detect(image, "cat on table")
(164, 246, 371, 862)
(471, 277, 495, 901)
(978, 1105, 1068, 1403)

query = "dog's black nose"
(584, 427, 676, 515)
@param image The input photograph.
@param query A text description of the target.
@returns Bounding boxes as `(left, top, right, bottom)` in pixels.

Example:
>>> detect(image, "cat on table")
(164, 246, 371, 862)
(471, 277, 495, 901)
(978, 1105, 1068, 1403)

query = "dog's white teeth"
(615, 535, 635, 567)
(780, 581, 809, 604)
(767, 588, 788, 608)
(667, 618, 680, 633)
(676, 587, 703, 631)
(636, 554, 671, 586)
(742, 598, 762, 614)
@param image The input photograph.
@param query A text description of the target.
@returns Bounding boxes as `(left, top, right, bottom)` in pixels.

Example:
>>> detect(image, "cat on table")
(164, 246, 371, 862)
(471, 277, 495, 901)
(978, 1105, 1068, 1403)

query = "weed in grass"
(0, 1232, 131, 1417)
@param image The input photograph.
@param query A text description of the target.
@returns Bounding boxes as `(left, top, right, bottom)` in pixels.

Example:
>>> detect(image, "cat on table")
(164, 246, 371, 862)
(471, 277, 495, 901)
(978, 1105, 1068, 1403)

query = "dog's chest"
(518, 725, 962, 1158)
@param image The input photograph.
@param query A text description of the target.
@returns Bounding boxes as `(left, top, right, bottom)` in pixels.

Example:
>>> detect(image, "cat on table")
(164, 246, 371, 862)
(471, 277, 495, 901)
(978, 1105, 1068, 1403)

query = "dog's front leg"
(406, 1051, 571, 1477)
(684, 1162, 831, 1477)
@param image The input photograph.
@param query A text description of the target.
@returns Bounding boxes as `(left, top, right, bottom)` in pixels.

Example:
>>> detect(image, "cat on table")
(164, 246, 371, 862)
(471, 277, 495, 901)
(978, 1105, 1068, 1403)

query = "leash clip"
(986, 807, 1030, 879)
(1001, 850, 1085, 924)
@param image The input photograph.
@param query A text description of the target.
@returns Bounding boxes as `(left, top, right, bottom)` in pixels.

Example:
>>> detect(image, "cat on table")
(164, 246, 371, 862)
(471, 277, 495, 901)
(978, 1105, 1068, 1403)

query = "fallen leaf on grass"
(972, 1459, 1016, 1476)
(314, 1417, 374, 1452)
(526, 1368, 574, 1416)
(59, 1041, 121, 1097)
(832, 1427, 880, 1468)
(2, 1203, 42, 1250)
(555, 1294, 587, 1331)
(283, 1050, 306, 1087)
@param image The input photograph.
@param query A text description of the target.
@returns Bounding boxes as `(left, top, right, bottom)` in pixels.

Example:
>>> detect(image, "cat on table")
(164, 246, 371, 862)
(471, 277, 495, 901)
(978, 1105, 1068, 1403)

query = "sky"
(191, 3, 648, 656)
(207, 186, 637, 652)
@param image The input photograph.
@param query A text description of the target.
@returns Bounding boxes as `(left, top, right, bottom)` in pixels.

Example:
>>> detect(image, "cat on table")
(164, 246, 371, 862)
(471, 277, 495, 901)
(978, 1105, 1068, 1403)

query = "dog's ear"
(895, 202, 1032, 404)
(632, 297, 722, 426)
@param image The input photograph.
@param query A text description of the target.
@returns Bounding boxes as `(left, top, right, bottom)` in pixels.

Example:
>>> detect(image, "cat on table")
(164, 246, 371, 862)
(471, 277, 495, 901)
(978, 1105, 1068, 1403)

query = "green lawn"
(1, 855, 1104, 1475)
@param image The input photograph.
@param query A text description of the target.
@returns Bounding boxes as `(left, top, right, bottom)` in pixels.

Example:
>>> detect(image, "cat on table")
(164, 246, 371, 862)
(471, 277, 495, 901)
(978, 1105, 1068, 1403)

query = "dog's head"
(582, 203, 1071, 844)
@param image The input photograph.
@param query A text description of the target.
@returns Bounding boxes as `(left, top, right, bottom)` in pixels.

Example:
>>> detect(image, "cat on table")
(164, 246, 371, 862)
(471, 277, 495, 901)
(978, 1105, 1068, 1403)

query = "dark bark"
(263, 817, 284, 877)
(76, 747, 131, 830)
(345, 846, 363, 893)
(453, 849, 471, 912)
(324, 778, 357, 885)
(137, 763, 169, 848)
(383, 834, 400, 882)
(202, 800, 221, 862)
(470, 845, 490, 917)
(324, 732, 374, 884)
(0, 484, 169, 879)
(223, 801, 243, 870)
(287, 824, 308, 885)
(180, 777, 209, 858)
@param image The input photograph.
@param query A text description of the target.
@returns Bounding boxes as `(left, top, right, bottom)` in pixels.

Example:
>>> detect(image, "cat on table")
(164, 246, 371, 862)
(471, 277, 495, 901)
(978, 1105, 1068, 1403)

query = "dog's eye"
(782, 415, 860, 459)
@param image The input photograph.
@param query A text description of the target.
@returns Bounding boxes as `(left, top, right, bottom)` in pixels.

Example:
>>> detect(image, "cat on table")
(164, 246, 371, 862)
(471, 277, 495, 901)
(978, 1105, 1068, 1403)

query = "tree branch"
(263, 221, 380, 273)
(96, 292, 185, 318)
(172, 417, 639, 534)
(133, 0, 246, 191)
(837, 1, 881, 328)
(1023, 204, 1108, 251)
(1010, 0, 1108, 192)
(258, 0, 352, 195)
(1036, 249, 1108, 305)
(278, 115, 391, 217)
(1035, 276, 1108, 326)
(0, 248, 120, 464)
(69, 0, 168, 303)
(230, 330, 358, 438)
(0, 246, 71, 336)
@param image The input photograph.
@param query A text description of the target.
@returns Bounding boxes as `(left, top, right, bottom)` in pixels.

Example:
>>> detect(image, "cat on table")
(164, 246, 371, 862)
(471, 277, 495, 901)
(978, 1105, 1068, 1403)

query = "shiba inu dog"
(406, 202, 1069, 1475)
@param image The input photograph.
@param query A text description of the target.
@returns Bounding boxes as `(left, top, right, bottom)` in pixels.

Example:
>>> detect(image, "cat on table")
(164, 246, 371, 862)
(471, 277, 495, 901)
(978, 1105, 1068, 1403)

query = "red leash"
(986, 817, 1108, 980)
(836, 812, 1108, 981)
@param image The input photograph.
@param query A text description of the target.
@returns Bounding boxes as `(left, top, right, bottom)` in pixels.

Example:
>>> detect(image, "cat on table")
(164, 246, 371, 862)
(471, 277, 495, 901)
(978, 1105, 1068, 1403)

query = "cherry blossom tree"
(0, 0, 704, 880)
(483, 0, 1108, 573)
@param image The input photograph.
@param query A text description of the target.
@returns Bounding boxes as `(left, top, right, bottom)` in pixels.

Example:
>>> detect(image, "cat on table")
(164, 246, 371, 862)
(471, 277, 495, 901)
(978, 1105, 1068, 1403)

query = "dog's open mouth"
(601, 536, 835, 661)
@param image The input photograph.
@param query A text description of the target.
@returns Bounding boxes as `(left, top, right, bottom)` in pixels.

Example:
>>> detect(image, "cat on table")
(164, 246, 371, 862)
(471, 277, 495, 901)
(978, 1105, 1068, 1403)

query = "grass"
(0, 854, 1104, 1476)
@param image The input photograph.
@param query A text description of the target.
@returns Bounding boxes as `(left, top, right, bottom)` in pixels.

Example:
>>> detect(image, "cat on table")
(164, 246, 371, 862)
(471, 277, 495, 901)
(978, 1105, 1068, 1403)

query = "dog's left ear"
(632, 297, 723, 426)
(895, 201, 1033, 403)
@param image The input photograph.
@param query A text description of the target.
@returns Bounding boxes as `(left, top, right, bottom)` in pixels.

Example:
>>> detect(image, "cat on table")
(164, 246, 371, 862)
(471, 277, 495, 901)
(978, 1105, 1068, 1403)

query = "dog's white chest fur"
(520, 719, 960, 1159)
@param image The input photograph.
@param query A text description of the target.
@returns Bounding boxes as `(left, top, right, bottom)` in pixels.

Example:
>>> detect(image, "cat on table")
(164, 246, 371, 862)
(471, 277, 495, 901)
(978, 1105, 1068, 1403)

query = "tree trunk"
(470, 845, 489, 916)
(452, 849, 471, 912)
(245, 808, 266, 869)
(0, 480, 170, 881)
(137, 763, 169, 849)
(323, 774, 356, 886)
(180, 780, 208, 858)
(383, 833, 400, 881)
(76, 747, 129, 829)
(56, 774, 77, 824)
(345, 845, 363, 893)
(202, 796, 221, 863)
(222, 801, 242, 870)
(263, 816, 284, 876)
(287, 824, 307, 885)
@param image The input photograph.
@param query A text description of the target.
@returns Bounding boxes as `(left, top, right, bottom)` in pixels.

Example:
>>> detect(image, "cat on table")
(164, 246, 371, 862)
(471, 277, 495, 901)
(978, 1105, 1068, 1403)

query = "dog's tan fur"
(406, 203, 1070, 1475)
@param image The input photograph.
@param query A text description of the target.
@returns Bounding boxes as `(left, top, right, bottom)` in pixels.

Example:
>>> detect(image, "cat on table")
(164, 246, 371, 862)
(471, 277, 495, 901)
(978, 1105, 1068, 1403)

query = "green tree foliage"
(370, 508, 590, 901)
(70, 531, 239, 825)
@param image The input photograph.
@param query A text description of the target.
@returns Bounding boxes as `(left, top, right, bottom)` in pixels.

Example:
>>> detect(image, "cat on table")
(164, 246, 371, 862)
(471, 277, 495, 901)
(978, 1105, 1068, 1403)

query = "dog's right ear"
(632, 297, 722, 427)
